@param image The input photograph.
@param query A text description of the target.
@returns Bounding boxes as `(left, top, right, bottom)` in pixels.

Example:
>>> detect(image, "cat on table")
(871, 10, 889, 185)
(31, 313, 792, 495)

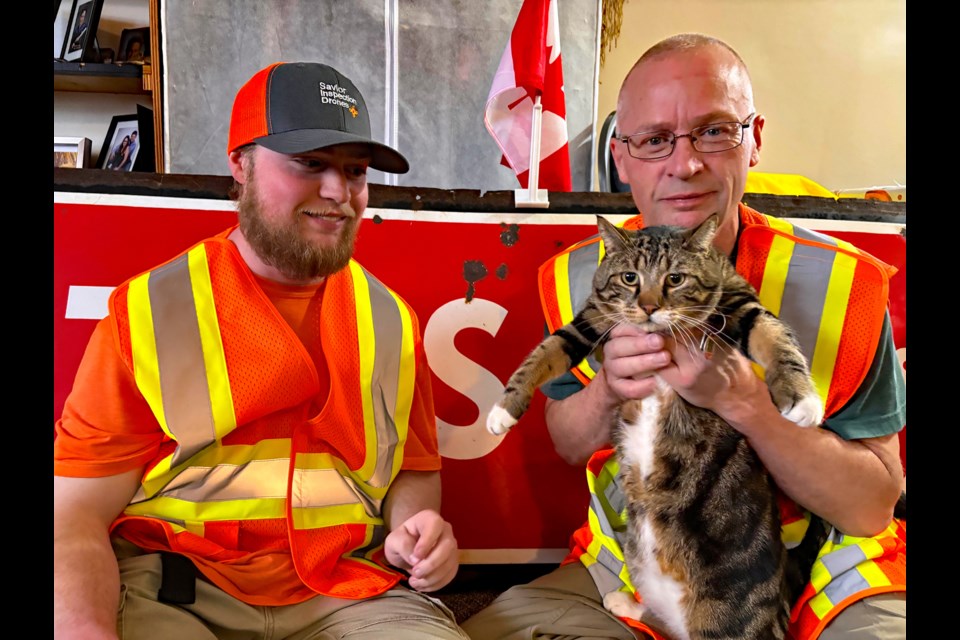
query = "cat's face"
(594, 216, 726, 336)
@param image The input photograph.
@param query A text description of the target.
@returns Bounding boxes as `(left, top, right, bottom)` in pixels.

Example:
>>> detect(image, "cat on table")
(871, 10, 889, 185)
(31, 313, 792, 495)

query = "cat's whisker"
(666, 322, 701, 358)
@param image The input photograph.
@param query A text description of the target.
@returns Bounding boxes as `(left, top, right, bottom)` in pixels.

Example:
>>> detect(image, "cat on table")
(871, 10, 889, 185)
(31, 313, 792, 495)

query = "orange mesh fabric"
(227, 63, 280, 153)
(295, 525, 400, 599)
(827, 258, 890, 416)
(205, 241, 319, 424)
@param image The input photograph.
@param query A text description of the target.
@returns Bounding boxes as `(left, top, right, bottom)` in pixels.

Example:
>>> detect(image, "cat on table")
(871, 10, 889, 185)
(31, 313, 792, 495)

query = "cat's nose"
(640, 304, 658, 315)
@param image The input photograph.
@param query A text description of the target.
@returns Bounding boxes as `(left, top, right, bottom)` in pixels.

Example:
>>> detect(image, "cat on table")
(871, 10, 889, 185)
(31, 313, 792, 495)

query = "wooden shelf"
(55, 0, 164, 171)
(53, 61, 149, 94)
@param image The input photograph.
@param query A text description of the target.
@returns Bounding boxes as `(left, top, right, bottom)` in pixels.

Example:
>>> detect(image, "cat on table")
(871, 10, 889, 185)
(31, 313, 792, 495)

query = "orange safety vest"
(106, 227, 420, 600)
(540, 206, 906, 639)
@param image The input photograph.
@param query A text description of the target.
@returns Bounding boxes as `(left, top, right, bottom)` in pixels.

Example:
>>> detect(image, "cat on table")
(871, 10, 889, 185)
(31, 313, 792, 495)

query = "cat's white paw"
(603, 590, 646, 621)
(781, 393, 824, 428)
(486, 405, 517, 435)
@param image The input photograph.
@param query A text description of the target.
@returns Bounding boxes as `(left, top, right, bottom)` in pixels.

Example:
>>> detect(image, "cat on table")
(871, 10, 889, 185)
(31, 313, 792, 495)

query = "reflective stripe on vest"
(582, 451, 633, 595)
(790, 518, 906, 638)
(120, 244, 416, 535)
(548, 238, 604, 382)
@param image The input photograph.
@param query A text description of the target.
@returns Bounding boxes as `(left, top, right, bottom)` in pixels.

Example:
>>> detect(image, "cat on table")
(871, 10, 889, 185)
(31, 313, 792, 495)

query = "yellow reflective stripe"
(124, 495, 286, 521)
(140, 439, 291, 499)
(753, 231, 794, 382)
(142, 452, 176, 487)
(351, 261, 380, 481)
(757, 234, 793, 318)
(584, 459, 634, 589)
(781, 516, 809, 548)
(833, 237, 859, 253)
(810, 251, 855, 406)
(187, 247, 235, 440)
(766, 215, 794, 234)
(127, 273, 171, 439)
(292, 503, 382, 529)
(857, 559, 892, 588)
(553, 251, 597, 381)
(809, 590, 834, 620)
(554, 252, 574, 325)
(809, 555, 833, 593)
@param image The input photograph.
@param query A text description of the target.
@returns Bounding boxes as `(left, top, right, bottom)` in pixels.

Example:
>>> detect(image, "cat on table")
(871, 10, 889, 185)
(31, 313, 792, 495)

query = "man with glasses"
(463, 33, 905, 640)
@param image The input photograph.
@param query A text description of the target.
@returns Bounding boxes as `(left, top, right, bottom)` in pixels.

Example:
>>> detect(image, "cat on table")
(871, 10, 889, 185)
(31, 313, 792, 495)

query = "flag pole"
(514, 94, 550, 208)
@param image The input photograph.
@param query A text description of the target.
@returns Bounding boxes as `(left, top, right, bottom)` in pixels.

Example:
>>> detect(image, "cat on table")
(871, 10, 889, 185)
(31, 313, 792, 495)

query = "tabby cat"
(487, 214, 829, 640)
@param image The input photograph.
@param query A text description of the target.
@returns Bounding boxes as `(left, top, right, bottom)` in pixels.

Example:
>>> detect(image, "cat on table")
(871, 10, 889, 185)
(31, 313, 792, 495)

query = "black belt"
(158, 552, 197, 605)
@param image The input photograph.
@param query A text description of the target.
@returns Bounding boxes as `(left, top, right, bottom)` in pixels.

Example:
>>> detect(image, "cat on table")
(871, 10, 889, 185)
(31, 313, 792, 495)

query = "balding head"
(617, 34, 755, 126)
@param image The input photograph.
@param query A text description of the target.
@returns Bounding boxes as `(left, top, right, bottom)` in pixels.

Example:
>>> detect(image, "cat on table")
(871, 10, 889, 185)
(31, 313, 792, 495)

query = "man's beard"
(236, 173, 360, 282)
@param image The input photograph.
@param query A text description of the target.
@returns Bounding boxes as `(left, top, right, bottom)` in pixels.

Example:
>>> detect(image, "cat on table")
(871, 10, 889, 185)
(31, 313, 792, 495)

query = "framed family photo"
(97, 115, 142, 171)
(54, 137, 92, 169)
(61, 0, 104, 62)
(118, 27, 150, 63)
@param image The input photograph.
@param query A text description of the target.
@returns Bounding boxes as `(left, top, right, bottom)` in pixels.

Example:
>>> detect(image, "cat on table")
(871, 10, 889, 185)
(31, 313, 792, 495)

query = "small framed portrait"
(117, 27, 150, 64)
(61, 0, 104, 62)
(54, 137, 92, 169)
(97, 115, 142, 171)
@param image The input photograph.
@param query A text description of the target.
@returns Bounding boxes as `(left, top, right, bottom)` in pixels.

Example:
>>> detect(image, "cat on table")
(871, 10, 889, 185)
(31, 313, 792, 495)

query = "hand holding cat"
(657, 331, 777, 428)
(600, 324, 672, 402)
(384, 508, 459, 592)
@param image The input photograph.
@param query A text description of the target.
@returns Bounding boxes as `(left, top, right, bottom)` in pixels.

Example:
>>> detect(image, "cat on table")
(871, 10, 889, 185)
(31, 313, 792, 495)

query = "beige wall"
(596, 0, 906, 193)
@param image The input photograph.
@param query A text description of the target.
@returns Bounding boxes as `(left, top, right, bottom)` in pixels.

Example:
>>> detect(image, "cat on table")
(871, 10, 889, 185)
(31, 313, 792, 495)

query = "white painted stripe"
(65, 285, 114, 320)
(458, 548, 568, 564)
(782, 218, 904, 235)
(53, 192, 905, 234)
(54, 191, 238, 211)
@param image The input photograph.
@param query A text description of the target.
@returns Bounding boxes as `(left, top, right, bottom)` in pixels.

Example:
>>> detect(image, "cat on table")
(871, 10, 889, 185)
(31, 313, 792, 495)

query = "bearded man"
(54, 62, 467, 640)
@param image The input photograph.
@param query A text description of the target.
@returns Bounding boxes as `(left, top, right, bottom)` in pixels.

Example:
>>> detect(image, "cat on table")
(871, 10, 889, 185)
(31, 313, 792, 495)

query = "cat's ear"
(597, 215, 631, 253)
(684, 214, 720, 253)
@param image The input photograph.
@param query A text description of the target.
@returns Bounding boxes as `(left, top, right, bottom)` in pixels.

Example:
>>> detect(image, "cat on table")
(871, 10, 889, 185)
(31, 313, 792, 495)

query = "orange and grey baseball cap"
(227, 62, 409, 174)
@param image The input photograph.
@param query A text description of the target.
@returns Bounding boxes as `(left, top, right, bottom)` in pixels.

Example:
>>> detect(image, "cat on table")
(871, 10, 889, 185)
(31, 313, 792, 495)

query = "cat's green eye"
(620, 272, 639, 285)
(667, 273, 685, 286)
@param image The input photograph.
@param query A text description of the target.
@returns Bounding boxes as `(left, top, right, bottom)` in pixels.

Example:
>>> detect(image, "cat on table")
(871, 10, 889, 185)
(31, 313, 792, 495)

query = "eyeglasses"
(618, 113, 757, 160)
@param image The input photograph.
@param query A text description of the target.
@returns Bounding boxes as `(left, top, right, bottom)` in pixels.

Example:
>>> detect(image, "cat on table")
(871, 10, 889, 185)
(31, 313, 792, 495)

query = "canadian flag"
(484, 0, 572, 192)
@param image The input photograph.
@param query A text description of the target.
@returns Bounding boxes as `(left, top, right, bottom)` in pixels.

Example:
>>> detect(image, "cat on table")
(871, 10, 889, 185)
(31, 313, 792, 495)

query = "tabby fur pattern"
(487, 214, 828, 640)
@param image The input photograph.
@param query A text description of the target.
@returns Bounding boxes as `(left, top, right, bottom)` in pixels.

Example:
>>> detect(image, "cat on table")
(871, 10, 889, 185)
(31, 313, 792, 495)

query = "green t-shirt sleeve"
(822, 311, 906, 440)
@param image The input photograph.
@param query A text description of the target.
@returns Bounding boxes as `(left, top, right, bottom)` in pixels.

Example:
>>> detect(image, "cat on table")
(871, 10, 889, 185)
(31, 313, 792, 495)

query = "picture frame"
(97, 115, 142, 171)
(54, 1, 72, 58)
(117, 27, 150, 64)
(54, 136, 92, 169)
(61, 0, 104, 62)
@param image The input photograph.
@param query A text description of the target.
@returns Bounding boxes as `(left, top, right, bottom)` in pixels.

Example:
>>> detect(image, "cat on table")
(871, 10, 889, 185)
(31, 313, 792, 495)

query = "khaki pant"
(115, 547, 469, 640)
(461, 562, 905, 640)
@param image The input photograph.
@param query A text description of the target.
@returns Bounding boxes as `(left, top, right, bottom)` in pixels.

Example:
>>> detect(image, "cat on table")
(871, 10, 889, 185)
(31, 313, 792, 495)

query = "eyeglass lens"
(623, 119, 750, 160)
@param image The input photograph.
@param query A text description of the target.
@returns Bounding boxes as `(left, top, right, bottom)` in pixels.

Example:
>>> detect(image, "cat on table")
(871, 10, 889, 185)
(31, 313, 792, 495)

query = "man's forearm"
(730, 404, 904, 536)
(382, 470, 442, 531)
(54, 524, 122, 639)
(545, 369, 622, 465)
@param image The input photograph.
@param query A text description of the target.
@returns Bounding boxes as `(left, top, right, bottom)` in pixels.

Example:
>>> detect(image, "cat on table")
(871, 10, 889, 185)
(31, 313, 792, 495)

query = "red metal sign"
(54, 194, 906, 560)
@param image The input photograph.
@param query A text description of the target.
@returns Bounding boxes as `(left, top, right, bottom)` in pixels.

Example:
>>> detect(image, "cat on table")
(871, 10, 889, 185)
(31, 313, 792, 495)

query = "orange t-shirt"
(54, 273, 441, 605)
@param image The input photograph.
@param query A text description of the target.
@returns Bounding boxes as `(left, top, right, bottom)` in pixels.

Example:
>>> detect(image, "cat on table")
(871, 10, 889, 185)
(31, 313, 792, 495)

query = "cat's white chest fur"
(618, 376, 670, 480)
(613, 378, 691, 640)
